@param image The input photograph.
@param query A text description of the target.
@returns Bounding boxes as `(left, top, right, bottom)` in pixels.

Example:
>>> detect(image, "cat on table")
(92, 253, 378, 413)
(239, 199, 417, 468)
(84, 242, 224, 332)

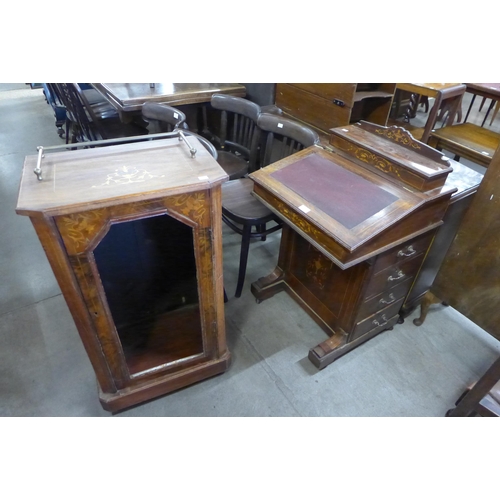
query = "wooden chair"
(55, 83, 146, 144)
(429, 90, 500, 168)
(209, 94, 263, 180)
(42, 83, 67, 138)
(141, 103, 217, 159)
(142, 102, 188, 133)
(222, 113, 320, 297)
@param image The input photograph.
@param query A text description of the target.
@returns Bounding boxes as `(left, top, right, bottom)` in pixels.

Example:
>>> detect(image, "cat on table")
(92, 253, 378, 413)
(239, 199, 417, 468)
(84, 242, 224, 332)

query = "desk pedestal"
(252, 224, 434, 369)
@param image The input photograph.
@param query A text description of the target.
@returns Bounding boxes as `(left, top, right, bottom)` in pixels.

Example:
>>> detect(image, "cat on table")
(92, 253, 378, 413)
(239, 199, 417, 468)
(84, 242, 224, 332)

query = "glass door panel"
(93, 213, 203, 375)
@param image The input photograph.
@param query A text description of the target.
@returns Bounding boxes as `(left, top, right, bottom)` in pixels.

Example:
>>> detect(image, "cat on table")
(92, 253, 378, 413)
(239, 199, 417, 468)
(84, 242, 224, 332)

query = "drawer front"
(285, 83, 357, 104)
(372, 232, 434, 276)
(364, 256, 424, 300)
(356, 278, 412, 321)
(276, 83, 352, 131)
(351, 299, 404, 342)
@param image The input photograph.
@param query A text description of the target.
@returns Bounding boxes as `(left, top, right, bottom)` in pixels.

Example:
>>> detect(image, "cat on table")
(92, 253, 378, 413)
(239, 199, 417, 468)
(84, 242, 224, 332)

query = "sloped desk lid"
(16, 137, 228, 217)
(250, 146, 456, 268)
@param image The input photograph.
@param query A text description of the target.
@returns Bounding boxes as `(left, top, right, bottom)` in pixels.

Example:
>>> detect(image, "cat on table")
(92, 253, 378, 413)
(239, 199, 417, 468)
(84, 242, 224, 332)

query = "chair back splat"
(222, 112, 319, 298)
(141, 103, 217, 159)
(55, 83, 148, 145)
(257, 113, 321, 168)
(210, 94, 262, 179)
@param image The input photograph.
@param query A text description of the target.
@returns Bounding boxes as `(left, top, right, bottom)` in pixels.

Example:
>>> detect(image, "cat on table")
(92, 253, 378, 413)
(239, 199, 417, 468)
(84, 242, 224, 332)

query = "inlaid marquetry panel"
(56, 191, 211, 255)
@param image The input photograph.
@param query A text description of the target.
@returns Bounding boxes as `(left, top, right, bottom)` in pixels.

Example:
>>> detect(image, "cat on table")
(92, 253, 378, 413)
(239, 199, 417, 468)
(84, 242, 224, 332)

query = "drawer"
(364, 256, 424, 300)
(350, 299, 404, 342)
(372, 232, 434, 276)
(275, 84, 352, 131)
(285, 83, 357, 104)
(356, 278, 412, 321)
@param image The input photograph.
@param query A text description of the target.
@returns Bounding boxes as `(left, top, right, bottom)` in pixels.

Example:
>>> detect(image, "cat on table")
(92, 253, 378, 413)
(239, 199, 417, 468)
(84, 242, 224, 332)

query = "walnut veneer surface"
(16, 137, 230, 411)
(275, 83, 396, 138)
(250, 122, 457, 369)
(92, 83, 246, 123)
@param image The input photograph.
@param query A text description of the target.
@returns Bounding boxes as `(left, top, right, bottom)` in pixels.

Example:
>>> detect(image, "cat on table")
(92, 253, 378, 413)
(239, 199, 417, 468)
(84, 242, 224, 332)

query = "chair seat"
(429, 123, 500, 167)
(217, 150, 250, 180)
(222, 178, 274, 220)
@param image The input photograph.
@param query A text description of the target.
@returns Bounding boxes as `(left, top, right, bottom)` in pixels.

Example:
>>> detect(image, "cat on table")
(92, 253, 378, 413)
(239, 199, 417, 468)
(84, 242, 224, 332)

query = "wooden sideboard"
(16, 137, 230, 411)
(427, 139, 500, 341)
(250, 121, 457, 369)
(401, 160, 484, 322)
(275, 83, 396, 138)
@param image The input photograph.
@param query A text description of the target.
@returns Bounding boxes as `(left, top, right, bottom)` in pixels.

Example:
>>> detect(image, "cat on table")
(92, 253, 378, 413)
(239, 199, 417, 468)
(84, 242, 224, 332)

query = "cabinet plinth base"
(309, 317, 397, 370)
(98, 352, 231, 412)
(250, 266, 286, 302)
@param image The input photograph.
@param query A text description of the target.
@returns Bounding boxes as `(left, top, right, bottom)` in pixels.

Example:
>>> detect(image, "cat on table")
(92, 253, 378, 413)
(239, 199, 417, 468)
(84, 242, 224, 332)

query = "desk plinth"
(250, 122, 456, 369)
(16, 138, 229, 411)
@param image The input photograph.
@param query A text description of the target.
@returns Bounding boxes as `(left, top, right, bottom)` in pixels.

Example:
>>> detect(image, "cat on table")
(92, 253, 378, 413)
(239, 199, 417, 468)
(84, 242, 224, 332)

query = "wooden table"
(92, 83, 246, 123)
(464, 83, 500, 125)
(393, 83, 465, 143)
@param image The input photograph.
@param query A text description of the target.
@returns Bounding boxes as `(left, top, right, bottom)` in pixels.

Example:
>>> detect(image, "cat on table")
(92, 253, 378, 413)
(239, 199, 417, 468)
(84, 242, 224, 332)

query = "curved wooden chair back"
(257, 113, 320, 168)
(142, 103, 187, 133)
(210, 94, 262, 177)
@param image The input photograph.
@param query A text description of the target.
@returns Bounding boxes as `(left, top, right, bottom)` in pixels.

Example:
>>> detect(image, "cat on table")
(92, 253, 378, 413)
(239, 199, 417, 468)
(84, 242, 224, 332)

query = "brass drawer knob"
(388, 270, 405, 281)
(397, 245, 416, 258)
(379, 293, 396, 305)
(373, 314, 389, 327)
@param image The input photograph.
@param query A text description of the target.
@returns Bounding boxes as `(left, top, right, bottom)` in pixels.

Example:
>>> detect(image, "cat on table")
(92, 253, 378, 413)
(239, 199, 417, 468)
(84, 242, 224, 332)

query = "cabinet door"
(55, 192, 222, 387)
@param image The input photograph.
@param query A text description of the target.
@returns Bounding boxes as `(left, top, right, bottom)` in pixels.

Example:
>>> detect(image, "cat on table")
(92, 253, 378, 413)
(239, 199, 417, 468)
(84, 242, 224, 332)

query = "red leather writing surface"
(270, 153, 398, 229)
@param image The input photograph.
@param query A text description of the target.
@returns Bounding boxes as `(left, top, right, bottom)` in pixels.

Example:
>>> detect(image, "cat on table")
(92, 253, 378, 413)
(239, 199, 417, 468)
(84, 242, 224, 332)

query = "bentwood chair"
(222, 113, 320, 297)
(141, 102, 218, 160)
(209, 94, 263, 180)
(55, 83, 146, 144)
(142, 102, 188, 133)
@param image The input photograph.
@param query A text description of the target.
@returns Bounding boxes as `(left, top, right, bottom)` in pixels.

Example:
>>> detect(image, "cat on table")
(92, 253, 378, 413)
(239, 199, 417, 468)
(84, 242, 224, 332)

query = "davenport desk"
(16, 136, 230, 411)
(250, 121, 457, 369)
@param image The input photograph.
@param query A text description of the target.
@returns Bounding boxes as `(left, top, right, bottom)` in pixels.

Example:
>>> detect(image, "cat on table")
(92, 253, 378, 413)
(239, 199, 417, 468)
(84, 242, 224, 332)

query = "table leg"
(413, 291, 443, 326)
(421, 93, 442, 143)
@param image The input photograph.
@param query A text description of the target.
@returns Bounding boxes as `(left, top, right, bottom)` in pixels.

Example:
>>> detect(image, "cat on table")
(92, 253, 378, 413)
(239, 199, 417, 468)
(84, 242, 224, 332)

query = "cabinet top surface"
(93, 83, 246, 109)
(16, 137, 228, 216)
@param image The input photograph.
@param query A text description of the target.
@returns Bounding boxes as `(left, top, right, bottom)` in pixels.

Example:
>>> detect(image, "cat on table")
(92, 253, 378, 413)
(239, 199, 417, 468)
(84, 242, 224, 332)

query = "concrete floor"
(1, 83, 499, 417)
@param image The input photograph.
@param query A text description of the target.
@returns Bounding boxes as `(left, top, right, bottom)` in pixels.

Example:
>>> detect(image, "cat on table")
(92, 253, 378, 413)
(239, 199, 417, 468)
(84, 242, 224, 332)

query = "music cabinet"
(16, 137, 230, 411)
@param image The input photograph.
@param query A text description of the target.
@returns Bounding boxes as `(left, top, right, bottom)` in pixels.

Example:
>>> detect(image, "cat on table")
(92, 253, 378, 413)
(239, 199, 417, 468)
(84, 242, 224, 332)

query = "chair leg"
(258, 223, 267, 241)
(235, 224, 252, 298)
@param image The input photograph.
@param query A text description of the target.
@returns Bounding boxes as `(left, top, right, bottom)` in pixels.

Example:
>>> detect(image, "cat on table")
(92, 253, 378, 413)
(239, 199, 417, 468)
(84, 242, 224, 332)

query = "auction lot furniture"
(250, 121, 457, 369)
(428, 83, 500, 168)
(16, 136, 230, 411)
(92, 83, 246, 124)
(447, 355, 500, 417)
(400, 160, 483, 323)
(392, 83, 465, 143)
(275, 83, 396, 138)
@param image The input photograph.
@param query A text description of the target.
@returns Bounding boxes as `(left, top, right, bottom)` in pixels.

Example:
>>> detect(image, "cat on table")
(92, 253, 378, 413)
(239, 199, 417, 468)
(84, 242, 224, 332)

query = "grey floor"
(1, 83, 499, 417)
